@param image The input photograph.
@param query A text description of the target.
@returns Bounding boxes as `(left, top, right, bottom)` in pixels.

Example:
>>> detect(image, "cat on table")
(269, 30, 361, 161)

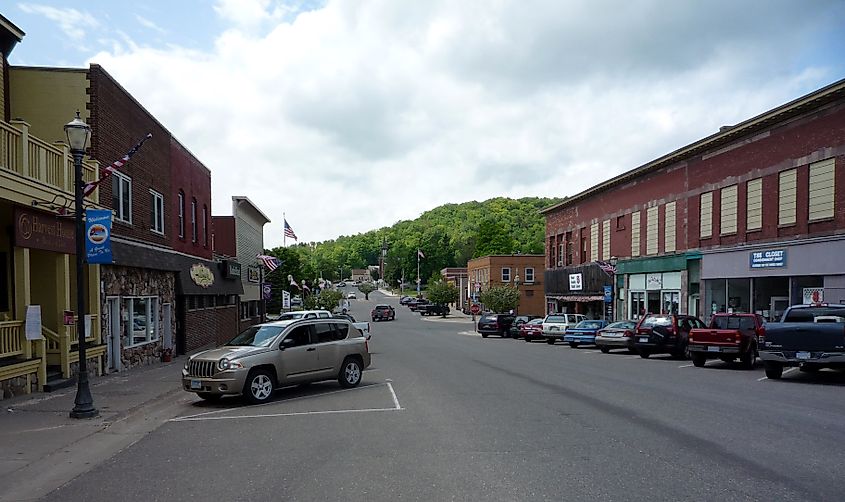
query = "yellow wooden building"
(0, 14, 105, 397)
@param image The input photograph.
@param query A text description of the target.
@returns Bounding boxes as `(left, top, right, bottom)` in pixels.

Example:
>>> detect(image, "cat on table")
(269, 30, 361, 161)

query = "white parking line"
(758, 367, 799, 381)
(678, 364, 694, 368)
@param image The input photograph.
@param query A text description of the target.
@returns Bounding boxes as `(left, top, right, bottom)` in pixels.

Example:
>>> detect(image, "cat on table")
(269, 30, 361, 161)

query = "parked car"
(419, 304, 450, 316)
(371, 304, 396, 321)
(759, 303, 845, 379)
(408, 299, 430, 312)
(633, 314, 706, 359)
(688, 313, 765, 369)
(331, 313, 371, 337)
(543, 313, 587, 344)
(507, 316, 538, 338)
(477, 313, 516, 338)
(594, 320, 638, 353)
(399, 296, 414, 305)
(182, 318, 371, 404)
(563, 320, 609, 347)
(520, 318, 546, 342)
(277, 309, 332, 320)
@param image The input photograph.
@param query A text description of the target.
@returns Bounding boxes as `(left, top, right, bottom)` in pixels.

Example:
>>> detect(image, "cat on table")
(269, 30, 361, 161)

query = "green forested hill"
(266, 197, 561, 292)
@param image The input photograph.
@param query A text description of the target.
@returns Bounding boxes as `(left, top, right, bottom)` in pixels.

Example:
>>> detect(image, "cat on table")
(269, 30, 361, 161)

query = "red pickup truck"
(688, 313, 765, 369)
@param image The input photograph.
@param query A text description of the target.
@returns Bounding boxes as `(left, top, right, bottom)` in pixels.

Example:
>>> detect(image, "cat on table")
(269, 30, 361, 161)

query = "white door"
(107, 298, 121, 372)
(162, 303, 173, 350)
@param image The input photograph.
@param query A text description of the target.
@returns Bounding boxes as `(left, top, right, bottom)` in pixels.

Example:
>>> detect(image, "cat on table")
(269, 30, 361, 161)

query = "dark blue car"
(563, 320, 609, 348)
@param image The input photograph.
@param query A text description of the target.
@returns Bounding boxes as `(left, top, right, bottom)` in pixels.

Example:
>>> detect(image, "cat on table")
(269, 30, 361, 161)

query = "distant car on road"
(595, 320, 638, 353)
(347, 292, 357, 300)
(477, 313, 516, 338)
(372, 304, 396, 321)
(419, 304, 450, 316)
(182, 318, 370, 404)
(399, 296, 413, 305)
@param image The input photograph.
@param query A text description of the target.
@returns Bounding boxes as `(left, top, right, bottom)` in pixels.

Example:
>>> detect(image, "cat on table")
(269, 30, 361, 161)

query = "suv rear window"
(545, 315, 567, 323)
(713, 316, 757, 331)
(783, 307, 845, 322)
(480, 314, 498, 322)
(641, 316, 672, 328)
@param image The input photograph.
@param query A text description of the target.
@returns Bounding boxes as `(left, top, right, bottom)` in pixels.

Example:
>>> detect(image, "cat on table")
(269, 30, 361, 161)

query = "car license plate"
(190, 379, 202, 390)
(796, 351, 811, 360)
(707, 346, 720, 352)
(639, 337, 649, 343)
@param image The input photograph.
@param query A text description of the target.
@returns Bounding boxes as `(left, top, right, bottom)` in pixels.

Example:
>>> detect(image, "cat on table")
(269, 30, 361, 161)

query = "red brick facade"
(211, 216, 237, 258)
(185, 304, 239, 352)
(170, 138, 212, 259)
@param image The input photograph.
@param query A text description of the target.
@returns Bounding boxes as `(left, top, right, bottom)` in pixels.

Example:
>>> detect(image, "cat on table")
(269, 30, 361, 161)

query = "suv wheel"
(339, 357, 363, 388)
(740, 348, 756, 370)
(692, 353, 706, 367)
(244, 369, 275, 405)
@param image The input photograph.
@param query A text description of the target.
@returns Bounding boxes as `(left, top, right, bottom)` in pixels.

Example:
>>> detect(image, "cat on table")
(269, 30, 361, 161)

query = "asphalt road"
(44, 290, 845, 501)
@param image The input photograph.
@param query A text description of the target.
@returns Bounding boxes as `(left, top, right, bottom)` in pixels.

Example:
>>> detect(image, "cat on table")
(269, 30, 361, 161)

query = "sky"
(6, 0, 845, 248)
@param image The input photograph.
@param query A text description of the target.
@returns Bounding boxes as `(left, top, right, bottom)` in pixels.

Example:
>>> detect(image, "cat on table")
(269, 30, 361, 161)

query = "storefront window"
(705, 279, 728, 318)
(727, 278, 751, 313)
(662, 291, 680, 314)
(124, 296, 159, 347)
(753, 277, 789, 322)
(630, 291, 645, 320)
(791, 276, 824, 306)
(647, 291, 661, 314)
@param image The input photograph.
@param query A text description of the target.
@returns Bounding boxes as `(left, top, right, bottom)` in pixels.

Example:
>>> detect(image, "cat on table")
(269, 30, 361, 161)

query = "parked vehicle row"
(477, 306, 845, 382)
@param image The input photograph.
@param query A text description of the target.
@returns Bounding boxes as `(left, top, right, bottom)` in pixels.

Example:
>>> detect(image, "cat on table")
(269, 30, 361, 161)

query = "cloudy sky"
(8, 0, 845, 248)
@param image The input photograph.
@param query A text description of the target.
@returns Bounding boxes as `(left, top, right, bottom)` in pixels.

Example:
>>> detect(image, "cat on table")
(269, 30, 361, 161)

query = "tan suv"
(182, 319, 371, 404)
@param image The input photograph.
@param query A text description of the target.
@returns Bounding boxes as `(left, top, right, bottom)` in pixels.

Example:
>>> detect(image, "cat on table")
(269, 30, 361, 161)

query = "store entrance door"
(770, 296, 789, 322)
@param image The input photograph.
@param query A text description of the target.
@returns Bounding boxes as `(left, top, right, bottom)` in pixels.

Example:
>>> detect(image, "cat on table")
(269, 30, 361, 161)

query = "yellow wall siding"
(0, 55, 5, 121)
(746, 178, 763, 230)
(779, 169, 797, 226)
(720, 184, 738, 235)
(646, 206, 658, 255)
(700, 192, 713, 238)
(590, 222, 599, 262)
(664, 201, 676, 253)
(8, 68, 89, 144)
(631, 211, 641, 257)
(602, 219, 610, 261)
(808, 158, 835, 221)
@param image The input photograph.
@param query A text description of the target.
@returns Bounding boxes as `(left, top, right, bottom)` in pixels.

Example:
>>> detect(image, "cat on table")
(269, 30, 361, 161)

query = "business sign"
(85, 209, 113, 264)
(190, 263, 214, 288)
(14, 206, 75, 254)
(750, 249, 787, 269)
(262, 283, 272, 300)
(568, 273, 583, 291)
(247, 266, 260, 283)
(603, 285, 613, 303)
(803, 288, 824, 305)
(646, 273, 663, 290)
(222, 260, 241, 279)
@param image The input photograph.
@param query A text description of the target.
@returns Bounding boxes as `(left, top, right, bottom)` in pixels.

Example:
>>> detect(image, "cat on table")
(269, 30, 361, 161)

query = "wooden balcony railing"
(0, 120, 99, 202)
(0, 321, 25, 359)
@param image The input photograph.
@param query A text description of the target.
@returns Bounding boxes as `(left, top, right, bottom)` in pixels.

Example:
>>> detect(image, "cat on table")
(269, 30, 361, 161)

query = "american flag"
(284, 219, 298, 240)
(83, 133, 153, 197)
(595, 260, 617, 276)
(257, 254, 281, 272)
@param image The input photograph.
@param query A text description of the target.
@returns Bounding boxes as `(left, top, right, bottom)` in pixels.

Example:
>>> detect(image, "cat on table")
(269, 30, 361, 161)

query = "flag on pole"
(288, 274, 299, 289)
(83, 133, 153, 197)
(284, 220, 298, 241)
(257, 254, 281, 272)
(418, 249, 425, 259)
(302, 280, 310, 292)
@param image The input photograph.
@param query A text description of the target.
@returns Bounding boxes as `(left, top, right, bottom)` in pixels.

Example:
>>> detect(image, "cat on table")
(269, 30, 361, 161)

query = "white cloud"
(18, 3, 99, 42)
(85, 0, 845, 247)
(134, 14, 166, 34)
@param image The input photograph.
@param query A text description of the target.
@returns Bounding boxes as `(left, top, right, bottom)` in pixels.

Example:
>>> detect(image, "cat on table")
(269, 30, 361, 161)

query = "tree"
(314, 290, 344, 312)
(426, 280, 459, 317)
(474, 217, 516, 257)
(479, 285, 520, 313)
(358, 282, 375, 300)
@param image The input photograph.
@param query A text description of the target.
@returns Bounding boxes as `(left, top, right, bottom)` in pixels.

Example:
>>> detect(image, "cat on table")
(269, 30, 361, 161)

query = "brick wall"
(88, 64, 171, 246)
(185, 305, 238, 352)
(545, 97, 845, 264)
(170, 138, 212, 259)
(212, 216, 237, 257)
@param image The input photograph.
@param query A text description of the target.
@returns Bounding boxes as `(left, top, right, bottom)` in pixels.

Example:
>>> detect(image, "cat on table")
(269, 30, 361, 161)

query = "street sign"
(470, 304, 481, 315)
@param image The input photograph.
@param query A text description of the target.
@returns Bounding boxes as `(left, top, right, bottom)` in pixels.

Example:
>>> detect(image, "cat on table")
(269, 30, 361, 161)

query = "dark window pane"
(314, 322, 335, 343)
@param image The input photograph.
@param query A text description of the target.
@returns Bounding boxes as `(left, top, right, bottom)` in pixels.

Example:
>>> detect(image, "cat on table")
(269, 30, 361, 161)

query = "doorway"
(770, 297, 789, 322)
(106, 297, 121, 372)
(162, 303, 172, 350)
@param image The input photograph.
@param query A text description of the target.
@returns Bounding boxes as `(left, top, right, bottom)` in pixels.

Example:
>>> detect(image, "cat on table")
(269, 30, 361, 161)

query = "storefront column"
(55, 254, 72, 378)
(13, 247, 32, 359)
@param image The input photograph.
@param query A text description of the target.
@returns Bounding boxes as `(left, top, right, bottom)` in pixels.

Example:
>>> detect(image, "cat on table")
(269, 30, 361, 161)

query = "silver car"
(182, 319, 371, 404)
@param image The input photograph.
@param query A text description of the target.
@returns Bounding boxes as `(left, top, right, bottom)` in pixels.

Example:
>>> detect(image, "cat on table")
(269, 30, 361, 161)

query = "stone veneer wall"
(0, 373, 38, 400)
(101, 265, 176, 370)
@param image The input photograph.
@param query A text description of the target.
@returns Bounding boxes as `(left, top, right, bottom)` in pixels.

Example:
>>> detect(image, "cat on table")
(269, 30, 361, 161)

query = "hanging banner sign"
(263, 283, 272, 300)
(85, 209, 113, 264)
(282, 290, 291, 309)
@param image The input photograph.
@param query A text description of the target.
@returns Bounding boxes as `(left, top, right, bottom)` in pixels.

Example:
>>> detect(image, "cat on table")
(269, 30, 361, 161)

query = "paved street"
(35, 291, 845, 501)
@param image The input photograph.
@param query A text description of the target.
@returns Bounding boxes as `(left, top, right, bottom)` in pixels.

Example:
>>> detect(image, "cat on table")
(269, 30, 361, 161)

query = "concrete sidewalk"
(0, 359, 190, 501)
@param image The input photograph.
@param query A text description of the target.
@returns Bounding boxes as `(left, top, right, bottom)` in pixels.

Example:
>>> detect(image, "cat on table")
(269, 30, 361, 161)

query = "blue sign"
(750, 249, 787, 269)
(603, 285, 613, 303)
(85, 209, 113, 264)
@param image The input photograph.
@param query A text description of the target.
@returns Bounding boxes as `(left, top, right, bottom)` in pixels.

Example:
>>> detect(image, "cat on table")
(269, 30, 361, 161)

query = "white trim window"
(112, 171, 132, 223)
(150, 189, 164, 235)
(525, 267, 535, 283)
(501, 267, 511, 282)
(123, 296, 159, 348)
(177, 191, 185, 239)
(191, 198, 198, 243)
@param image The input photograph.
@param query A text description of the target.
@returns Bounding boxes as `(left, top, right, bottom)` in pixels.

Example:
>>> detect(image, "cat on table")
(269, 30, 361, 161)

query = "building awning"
(547, 295, 604, 302)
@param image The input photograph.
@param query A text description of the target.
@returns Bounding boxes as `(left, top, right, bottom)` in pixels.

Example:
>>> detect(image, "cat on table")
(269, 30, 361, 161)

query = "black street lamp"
(66, 112, 98, 419)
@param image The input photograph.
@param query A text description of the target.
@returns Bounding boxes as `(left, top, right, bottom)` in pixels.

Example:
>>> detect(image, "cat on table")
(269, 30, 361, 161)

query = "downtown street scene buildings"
(0, 15, 268, 397)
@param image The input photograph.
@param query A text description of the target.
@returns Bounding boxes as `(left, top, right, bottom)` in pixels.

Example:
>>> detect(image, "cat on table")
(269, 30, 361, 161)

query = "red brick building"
(542, 79, 845, 323)
(467, 255, 545, 317)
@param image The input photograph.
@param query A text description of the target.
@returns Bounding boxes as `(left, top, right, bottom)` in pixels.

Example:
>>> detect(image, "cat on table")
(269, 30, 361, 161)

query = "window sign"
(803, 288, 824, 305)
(568, 273, 583, 291)
(646, 273, 663, 290)
(750, 249, 787, 269)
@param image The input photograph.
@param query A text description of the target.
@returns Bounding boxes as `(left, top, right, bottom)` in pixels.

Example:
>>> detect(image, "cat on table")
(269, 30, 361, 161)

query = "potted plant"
(160, 347, 173, 363)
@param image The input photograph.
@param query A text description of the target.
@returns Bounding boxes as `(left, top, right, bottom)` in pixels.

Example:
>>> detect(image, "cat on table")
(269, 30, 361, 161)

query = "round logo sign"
(87, 223, 109, 244)
(470, 304, 481, 315)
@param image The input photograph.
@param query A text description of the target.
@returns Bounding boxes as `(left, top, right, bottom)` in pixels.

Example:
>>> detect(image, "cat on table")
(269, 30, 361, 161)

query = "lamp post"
(514, 273, 521, 315)
(66, 112, 98, 419)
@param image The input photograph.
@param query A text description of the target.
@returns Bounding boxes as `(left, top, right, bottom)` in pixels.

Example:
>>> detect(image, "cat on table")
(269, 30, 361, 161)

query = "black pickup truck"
(419, 304, 450, 316)
(758, 304, 845, 379)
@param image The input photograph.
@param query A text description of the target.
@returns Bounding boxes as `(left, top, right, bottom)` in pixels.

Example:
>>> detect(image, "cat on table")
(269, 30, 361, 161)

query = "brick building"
(9, 64, 241, 367)
(467, 255, 545, 317)
(542, 78, 845, 323)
